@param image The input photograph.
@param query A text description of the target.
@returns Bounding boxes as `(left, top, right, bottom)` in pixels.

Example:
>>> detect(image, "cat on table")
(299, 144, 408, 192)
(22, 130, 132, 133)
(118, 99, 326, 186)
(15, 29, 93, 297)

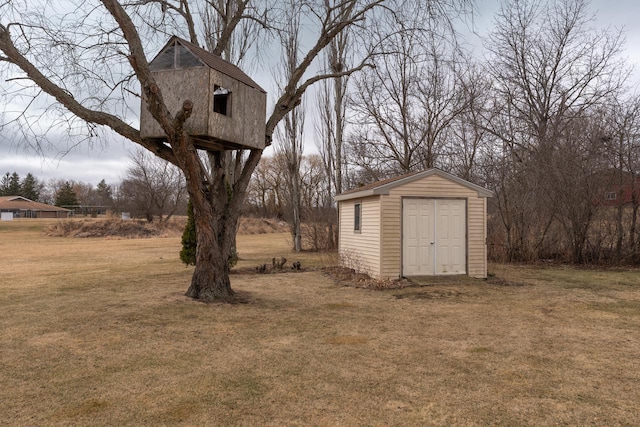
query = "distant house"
(0, 196, 71, 219)
(335, 169, 493, 280)
(140, 36, 267, 151)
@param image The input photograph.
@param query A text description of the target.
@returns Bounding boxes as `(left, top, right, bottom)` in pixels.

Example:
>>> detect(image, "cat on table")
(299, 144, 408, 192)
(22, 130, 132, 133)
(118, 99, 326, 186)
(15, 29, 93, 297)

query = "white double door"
(402, 198, 466, 276)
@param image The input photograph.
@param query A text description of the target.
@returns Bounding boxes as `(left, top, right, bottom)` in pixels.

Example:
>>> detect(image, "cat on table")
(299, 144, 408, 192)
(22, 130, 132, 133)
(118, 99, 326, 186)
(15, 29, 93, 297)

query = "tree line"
(1, 149, 188, 221)
(0, 172, 41, 201)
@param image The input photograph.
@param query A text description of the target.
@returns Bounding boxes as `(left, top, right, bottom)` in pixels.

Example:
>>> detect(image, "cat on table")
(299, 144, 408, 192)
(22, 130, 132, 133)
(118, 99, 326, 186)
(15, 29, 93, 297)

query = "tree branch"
(265, 0, 383, 139)
(0, 22, 177, 164)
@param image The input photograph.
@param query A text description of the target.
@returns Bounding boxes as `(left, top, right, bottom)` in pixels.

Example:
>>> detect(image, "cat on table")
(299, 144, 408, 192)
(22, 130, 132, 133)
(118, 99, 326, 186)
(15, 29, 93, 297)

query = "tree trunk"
(185, 210, 235, 301)
(291, 168, 302, 252)
(630, 202, 639, 260)
(615, 202, 624, 263)
(334, 72, 344, 196)
(182, 171, 246, 302)
(171, 133, 260, 302)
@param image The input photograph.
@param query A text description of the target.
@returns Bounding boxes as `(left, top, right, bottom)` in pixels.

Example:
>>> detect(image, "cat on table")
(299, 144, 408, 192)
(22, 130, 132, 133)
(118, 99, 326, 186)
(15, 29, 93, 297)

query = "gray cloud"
(0, 136, 135, 185)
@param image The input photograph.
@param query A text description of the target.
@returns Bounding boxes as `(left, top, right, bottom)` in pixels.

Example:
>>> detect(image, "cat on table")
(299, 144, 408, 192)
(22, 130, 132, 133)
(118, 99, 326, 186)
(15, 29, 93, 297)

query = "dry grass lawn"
(1, 219, 640, 425)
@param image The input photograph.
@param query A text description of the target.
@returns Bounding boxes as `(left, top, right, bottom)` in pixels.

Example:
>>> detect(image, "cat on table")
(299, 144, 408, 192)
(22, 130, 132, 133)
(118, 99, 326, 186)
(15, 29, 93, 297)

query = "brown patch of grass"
(2, 220, 640, 425)
(42, 217, 186, 238)
(325, 335, 369, 345)
(39, 216, 288, 239)
(237, 217, 288, 235)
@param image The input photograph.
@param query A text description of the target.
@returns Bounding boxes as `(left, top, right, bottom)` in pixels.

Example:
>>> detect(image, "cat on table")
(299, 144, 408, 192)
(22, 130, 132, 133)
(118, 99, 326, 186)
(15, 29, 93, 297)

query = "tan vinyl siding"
(466, 195, 487, 278)
(339, 196, 381, 277)
(380, 174, 488, 279)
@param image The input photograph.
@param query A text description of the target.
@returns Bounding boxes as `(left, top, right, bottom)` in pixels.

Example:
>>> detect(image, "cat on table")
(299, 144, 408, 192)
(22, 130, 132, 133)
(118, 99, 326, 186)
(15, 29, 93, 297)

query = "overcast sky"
(1, 0, 639, 187)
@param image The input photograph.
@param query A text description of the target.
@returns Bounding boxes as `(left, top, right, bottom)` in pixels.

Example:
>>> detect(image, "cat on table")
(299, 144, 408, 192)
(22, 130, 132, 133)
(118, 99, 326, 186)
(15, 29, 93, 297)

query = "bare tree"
(300, 154, 328, 211)
(314, 4, 353, 250)
(316, 1, 353, 198)
(444, 64, 494, 182)
(347, 0, 472, 179)
(486, 0, 626, 155)
(543, 113, 610, 263)
(120, 148, 187, 222)
(483, 0, 627, 262)
(605, 94, 640, 261)
(200, 0, 268, 65)
(0, 0, 385, 301)
(246, 156, 284, 218)
(275, 0, 305, 252)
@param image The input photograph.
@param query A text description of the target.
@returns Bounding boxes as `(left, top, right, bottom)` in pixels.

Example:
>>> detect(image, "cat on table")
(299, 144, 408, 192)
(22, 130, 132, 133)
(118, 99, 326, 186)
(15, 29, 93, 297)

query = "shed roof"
(152, 36, 266, 93)
(335, 169, 494, 201)
(0, 196, 71, 212)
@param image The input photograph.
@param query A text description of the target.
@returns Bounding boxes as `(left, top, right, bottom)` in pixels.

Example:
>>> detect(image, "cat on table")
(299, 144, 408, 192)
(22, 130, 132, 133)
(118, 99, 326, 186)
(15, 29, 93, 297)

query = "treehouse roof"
(149, 36, 266, 93)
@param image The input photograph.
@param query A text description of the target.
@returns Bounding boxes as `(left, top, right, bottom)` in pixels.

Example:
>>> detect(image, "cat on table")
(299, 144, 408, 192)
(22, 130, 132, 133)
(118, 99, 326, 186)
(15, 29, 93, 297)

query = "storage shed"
(335, 169, 493, 279)
(140, 36, 267, 151)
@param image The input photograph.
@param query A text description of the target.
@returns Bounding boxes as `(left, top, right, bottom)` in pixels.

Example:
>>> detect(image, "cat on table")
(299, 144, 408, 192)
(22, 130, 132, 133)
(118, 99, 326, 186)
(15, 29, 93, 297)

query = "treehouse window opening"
(213, 85, 231, 116)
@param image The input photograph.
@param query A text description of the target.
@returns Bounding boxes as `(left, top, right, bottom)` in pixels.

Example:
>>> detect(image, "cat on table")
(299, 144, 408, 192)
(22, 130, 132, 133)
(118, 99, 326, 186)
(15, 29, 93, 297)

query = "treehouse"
(140, 36, 267, 151)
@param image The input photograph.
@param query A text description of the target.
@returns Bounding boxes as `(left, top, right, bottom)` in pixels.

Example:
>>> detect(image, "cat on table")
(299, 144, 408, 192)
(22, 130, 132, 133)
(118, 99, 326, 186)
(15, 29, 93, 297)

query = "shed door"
(402, 199, 466, 276)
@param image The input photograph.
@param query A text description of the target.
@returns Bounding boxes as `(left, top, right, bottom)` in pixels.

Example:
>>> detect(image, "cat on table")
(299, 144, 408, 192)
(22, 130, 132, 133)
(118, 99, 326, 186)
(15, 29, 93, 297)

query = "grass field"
(1, 219, 640, 425)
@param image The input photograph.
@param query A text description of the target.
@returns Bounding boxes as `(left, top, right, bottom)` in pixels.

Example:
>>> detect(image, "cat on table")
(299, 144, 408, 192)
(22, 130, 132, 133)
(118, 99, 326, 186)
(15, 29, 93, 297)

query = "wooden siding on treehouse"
(207, 69, 266, 149)
(339, 196, 381, 277)
(140, 67, 210, 138)
(379, 174, 487, 279)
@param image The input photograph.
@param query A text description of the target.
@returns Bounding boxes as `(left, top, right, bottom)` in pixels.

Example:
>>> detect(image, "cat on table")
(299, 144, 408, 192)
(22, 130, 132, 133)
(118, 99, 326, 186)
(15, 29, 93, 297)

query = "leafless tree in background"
(246, 156, 284, 218)
(119, 148, 187, 222)
(316, 0, 353, 198)
(246, 153, 331, 250)
(314, 6, 352, 249)
(275, 0, 305, 252)
(483, 0, 627, 262)
(605, 94, 640, 261)
(347, 0, 472, 179)
(444, 64, 494, 182)
(486, 0, 626, 155)
(543, 113, 610, 263)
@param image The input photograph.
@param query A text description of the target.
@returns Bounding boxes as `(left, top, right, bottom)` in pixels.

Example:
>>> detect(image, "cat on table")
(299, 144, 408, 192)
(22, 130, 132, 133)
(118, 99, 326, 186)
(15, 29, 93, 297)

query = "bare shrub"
(322, 266, 409, 290)
(301, 221, 337, 251)
(338, 249, 366, 274)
